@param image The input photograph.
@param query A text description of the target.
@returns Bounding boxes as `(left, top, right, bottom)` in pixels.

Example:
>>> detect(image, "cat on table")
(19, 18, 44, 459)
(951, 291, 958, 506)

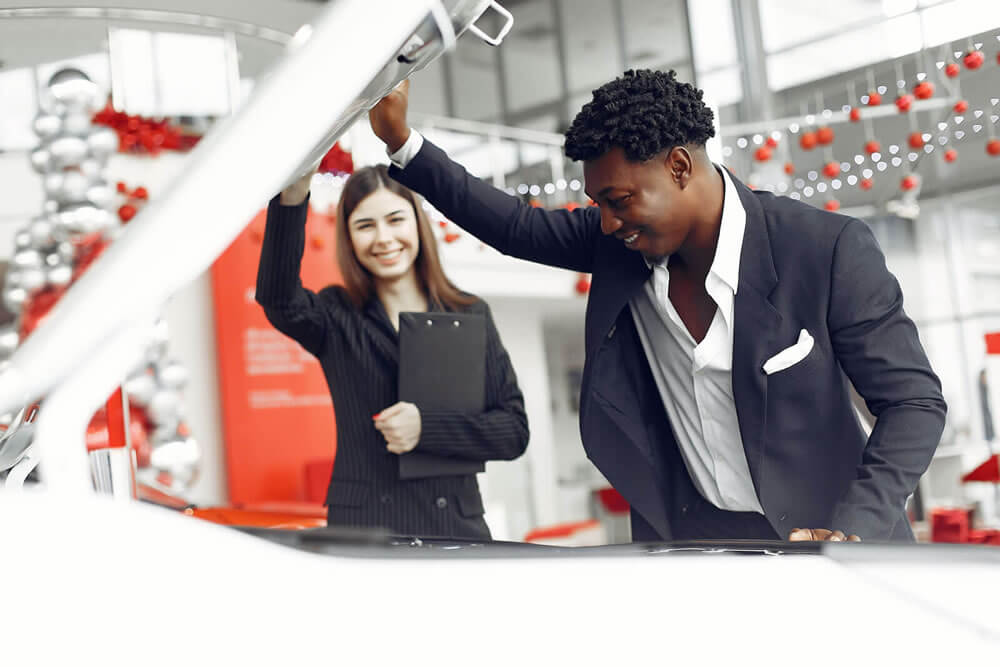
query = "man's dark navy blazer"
(390, 138, 946, 542)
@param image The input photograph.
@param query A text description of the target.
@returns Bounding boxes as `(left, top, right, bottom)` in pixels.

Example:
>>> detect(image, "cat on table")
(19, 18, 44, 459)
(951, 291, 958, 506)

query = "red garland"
(92, 101, 201, 156)
(318, 142, 354, 175)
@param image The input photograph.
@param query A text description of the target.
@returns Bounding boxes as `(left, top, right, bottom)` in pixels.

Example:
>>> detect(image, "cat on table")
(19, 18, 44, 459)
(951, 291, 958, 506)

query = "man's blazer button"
(607, 325, 616, 339)
(778, 513, 788, 522)
(380, 494, 392, 505)
(436, 497, 448, 510)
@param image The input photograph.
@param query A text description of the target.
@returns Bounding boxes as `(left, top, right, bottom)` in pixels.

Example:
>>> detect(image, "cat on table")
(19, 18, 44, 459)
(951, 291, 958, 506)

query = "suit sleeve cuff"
(387, 129, 424, 169)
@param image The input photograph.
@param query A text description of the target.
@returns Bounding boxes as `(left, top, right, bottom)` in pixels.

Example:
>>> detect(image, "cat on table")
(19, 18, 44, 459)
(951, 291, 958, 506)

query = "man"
(369, 70, 946, 542)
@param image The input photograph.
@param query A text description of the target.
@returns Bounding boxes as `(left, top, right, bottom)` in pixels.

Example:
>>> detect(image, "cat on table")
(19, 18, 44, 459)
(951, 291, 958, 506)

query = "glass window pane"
(501, 0, 562, 113)
(450, 33, 502, 122)
(759, 0, 914, 54)
(699, 65, 743, 108)
(0, 67, 36, 151)
(408, 60, 449, 117)
(621, 0, 690, 70)
(687, 0, 738, 71)
(766, 14, 923, 90)
(558, 0, 620, 92)
(920, 0, 1000, 46)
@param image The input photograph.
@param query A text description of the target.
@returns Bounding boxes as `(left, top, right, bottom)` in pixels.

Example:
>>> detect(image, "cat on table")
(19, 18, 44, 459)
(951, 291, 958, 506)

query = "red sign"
(211, 207, 340, 504)
(986, 332, 1000, 356)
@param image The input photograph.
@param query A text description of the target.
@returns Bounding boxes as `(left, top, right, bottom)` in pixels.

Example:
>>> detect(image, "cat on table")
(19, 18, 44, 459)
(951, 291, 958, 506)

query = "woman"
(256, 164, 528, 540)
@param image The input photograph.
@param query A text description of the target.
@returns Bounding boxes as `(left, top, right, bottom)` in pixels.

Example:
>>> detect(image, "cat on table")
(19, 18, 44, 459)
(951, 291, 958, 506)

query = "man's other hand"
(369, 79, 411, 153)
(788, 528, 862, 542)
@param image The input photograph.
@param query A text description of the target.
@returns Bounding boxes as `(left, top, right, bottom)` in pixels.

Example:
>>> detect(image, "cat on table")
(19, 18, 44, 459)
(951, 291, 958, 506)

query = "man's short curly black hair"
(563, 69, 715, 162)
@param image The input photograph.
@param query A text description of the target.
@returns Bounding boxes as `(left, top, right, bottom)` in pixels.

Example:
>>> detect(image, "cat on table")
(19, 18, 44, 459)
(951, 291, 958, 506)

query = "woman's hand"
(369, 79, 412, 153)
(279, 167, 317, 206)
(373, 401, 421, 454)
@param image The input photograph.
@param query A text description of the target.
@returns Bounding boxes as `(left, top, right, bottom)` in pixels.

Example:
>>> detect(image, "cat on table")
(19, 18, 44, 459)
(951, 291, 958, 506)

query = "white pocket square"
(762, 329, 814, 375)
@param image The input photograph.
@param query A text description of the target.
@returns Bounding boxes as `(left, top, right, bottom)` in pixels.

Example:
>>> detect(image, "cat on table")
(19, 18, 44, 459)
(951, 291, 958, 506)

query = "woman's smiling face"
(347, 187, 421, 284)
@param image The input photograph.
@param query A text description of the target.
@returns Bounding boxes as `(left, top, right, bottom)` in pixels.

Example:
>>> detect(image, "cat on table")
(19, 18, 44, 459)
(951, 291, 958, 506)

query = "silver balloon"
(46, 264, 73, 287)
(151, 423, 179, 446)
(85, 183, 115, 209)
(158, 363, 189, 391)
(19, 267, 46, 292)
(5, 271, 21, 288)
(0, 328, 19, 357)
(48, 136, 89, 168)
(42, 200, 59, 215)
(3, 287, 28, 311)
(47, 68, 98, 111)
(29, 147, 52, 173)
(14, 231, 33, 250)
(42, 173, 64, 198)
(149, 437, 200, 487)
(32, 113, 62, 140)
(44, 253, 60, 268)
(86, 127, 119, 160)
(12, 249, 42, 270)
(79, 158, 103, 180)
(124, 372, 156, 407)
(148, 389, 182, 425)
(56, 241, 75, 263)
(58, 171, 92, 203)
(55, 204, 113, 233)
(62, 111, 92, 137)
(29, 218, 54, 246)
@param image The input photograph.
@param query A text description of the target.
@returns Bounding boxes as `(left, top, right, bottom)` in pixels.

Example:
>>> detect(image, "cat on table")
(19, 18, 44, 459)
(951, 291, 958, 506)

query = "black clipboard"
(397, 311, 486, 480)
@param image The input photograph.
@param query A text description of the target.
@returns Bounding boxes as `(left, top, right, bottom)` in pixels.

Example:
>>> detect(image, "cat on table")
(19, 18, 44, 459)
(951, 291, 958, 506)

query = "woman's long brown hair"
(334, 164, 476, 311)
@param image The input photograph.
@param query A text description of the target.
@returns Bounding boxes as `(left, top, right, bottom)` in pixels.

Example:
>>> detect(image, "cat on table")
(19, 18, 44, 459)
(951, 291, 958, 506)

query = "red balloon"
(849, 108, 861, 122)
(783, 162, 795, 175)
(438, 220, 448, 228)
(944, 148, 958, 163)
(118, 204, 137, 222)
(822, 161, 840, 178)
(824, 200, 840, 212)
(575, 275, 591, 295)
(116, 181, 128, 193)
(765, 136, 779, 148)
(859, 178, 874, 191)
(913, 81, 934, 100)
(895, 94, 914, 113)
(987, 139, 1000, 157)
(867, 92, 882, 106)
(754, 146, 773, 162)
(799, 131, 818, 150)
(953, 100, 969, 113)
(444, 232, 461, 243)
(132, 186, 149, 200)
(945, 63, 961, 78)
(901, 175, 919, 191)
(864, 139, 881, 154)
(908, 132, 925, 149)
(816, 126, 835, 145)
(963, 50, 984, 70)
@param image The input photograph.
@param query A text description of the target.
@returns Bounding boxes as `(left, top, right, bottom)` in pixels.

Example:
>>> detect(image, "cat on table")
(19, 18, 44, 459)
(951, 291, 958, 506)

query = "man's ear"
(665, 146, 693, 189)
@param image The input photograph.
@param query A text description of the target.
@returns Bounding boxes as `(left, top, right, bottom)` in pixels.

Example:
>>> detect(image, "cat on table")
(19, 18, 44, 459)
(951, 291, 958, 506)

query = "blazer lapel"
(731, 178, 782, 496)
(586, 237, 652, 357)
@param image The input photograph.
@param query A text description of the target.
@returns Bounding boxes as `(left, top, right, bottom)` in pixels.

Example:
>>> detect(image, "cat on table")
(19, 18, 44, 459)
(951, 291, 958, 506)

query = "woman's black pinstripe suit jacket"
(256, 196, 529, 540)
